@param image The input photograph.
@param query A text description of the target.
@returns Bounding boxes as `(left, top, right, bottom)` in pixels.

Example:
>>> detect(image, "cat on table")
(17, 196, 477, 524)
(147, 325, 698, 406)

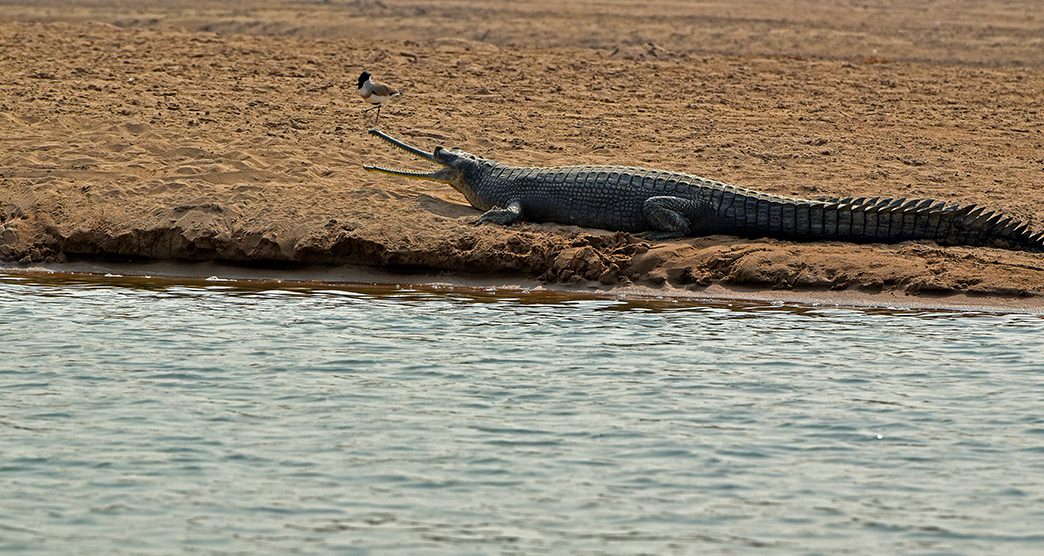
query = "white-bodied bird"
(356, 71, 401, 125)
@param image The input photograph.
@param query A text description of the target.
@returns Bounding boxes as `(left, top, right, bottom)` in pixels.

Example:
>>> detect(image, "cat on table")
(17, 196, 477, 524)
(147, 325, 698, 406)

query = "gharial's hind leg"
(641, 196, 715, 240)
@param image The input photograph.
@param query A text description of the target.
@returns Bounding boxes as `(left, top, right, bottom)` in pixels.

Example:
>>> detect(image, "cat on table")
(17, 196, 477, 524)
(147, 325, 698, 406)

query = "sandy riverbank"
(1, 1, 1042, 304)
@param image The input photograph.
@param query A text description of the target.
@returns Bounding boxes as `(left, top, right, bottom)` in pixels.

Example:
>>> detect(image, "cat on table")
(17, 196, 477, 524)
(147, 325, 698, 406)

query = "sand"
(1, 0, 1043, 306)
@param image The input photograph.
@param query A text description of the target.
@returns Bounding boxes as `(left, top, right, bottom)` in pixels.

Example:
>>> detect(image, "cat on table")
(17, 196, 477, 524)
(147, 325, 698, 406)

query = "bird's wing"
(371, 82, 400, 97)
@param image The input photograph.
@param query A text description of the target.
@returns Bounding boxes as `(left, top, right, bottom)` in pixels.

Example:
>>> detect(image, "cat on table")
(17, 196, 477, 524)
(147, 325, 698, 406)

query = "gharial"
(363, 129, 1044, 252)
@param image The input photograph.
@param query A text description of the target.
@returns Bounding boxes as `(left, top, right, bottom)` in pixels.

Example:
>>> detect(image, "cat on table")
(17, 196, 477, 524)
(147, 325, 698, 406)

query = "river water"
(2, 270, 1043, 554)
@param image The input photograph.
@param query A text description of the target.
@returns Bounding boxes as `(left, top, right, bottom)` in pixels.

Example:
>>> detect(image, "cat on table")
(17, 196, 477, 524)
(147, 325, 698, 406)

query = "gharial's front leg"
(641, 196, 715, 240)
(473, 200, 523, 226)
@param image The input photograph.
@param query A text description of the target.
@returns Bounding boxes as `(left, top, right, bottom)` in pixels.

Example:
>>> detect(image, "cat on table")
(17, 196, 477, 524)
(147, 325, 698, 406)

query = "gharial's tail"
(827, 196, 1043, 252)
(723, 194, 1044, 252)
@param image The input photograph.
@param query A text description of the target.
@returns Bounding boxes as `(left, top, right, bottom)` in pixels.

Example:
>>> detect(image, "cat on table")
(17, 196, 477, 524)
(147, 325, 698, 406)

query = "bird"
(356, 71, 401, 125)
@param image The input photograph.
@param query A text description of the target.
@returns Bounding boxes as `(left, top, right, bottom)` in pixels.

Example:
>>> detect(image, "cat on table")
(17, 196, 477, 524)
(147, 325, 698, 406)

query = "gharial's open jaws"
(363, 128, 455, 181)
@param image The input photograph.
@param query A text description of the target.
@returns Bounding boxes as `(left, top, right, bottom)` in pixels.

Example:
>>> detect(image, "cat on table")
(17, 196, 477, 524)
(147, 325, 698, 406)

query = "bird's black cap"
(357, 71, 371, 88)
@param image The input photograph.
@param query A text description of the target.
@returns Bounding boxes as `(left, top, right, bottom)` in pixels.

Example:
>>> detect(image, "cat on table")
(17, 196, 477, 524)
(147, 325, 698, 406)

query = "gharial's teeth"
(364, 166, 415, 172)
(363, 165, 443, 178)
(368, 129, 436, 162)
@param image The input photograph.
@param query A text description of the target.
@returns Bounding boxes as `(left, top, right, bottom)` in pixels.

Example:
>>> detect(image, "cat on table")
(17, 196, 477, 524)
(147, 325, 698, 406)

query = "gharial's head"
(363, 129, 491, 199)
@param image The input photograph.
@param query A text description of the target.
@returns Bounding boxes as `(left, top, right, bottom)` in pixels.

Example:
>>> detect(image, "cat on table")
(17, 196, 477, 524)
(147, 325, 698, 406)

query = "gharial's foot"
(472, 201, 523, 226)
(471, 212, 516, 226)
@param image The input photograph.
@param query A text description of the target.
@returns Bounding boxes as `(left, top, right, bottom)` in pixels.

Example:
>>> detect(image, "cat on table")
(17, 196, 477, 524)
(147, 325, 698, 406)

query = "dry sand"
(1, 0, 1043, 306)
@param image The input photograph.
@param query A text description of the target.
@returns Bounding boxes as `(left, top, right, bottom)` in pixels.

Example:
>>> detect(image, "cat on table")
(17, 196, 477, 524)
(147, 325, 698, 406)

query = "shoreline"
(4, 261, 1042, 314)
(2, 10, 1042, 308)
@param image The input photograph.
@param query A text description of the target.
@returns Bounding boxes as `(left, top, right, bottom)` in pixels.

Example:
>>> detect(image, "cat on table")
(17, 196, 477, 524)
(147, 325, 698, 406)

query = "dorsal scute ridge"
(964, 206, 986, 220)
(900, 199, 923, 211)
(997, 217, 1017, 233)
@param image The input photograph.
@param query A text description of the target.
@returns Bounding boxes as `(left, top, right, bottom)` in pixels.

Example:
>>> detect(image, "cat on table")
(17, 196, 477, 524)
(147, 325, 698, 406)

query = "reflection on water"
(1, 270, 1043, 554)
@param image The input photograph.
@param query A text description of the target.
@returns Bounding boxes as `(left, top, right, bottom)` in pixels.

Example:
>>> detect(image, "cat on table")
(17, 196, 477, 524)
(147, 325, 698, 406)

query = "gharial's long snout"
(363, 129, 457, 182)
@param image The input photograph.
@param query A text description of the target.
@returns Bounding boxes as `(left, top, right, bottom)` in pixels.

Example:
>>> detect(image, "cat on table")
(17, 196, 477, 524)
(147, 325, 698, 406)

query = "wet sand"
(2, 0, 1043, 305)
(7, 261, 1043, 314)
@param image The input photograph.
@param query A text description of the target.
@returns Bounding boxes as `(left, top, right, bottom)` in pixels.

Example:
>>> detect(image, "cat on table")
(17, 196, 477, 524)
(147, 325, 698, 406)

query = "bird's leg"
(361, 106, 377, 125)
(374, 105, 382, 125)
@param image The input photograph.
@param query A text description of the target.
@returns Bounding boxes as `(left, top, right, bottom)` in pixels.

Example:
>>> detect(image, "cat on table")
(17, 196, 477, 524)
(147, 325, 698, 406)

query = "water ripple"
(1, 274, 1043, 553)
